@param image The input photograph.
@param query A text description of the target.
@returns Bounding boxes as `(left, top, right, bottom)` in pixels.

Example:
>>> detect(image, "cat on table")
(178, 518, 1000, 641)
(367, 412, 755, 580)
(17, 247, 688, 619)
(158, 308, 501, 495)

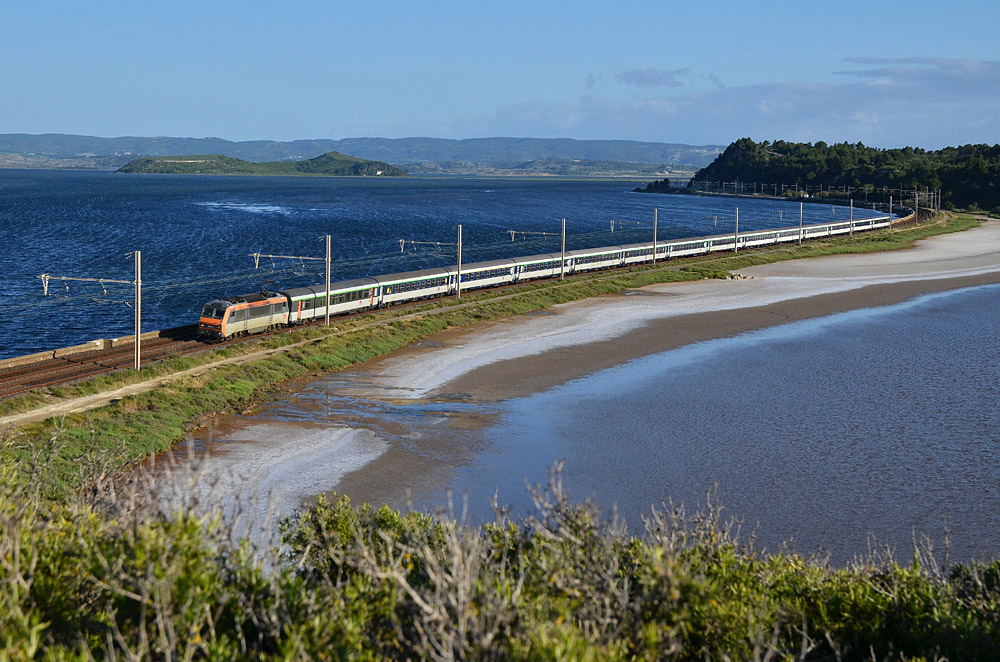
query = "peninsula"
(117, 150, 408, 177)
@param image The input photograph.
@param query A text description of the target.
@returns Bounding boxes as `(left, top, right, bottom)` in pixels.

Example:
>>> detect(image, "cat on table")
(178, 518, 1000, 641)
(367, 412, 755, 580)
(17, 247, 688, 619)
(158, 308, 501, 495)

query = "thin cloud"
(836, 57, 1000, 98)
(708, 73, 726, 90)
(452, 57, 1000, 147)
(617, 68, 689, 88)
(585, 73, 601, 91)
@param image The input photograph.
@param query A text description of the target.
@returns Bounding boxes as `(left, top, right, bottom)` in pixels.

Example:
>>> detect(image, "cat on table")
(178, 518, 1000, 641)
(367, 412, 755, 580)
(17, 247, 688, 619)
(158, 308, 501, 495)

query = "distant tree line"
(641, 138, 1000, 213)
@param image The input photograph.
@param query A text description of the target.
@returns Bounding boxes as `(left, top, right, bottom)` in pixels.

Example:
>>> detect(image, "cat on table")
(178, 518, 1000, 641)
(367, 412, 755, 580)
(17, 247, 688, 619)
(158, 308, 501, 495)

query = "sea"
(0, 169, 881, 359)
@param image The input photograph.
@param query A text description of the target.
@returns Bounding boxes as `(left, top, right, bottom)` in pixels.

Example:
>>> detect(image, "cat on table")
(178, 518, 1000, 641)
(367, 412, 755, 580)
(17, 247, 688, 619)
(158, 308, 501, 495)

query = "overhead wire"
(7, 210, 889, 317)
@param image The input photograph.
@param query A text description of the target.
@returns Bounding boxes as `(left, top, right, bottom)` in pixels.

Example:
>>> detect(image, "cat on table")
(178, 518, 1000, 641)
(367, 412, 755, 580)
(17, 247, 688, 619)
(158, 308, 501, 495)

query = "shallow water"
(176, 283, 1000, 565)
(408, 283, 1000, 564)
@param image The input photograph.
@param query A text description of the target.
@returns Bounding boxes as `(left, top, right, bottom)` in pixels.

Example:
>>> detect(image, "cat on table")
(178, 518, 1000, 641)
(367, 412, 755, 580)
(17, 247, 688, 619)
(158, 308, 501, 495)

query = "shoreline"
(175, 218, 1000, 515)
(428, 270, 1000, 403)
(332, 274, 1000, 510)
(348, 219, 1000, 404)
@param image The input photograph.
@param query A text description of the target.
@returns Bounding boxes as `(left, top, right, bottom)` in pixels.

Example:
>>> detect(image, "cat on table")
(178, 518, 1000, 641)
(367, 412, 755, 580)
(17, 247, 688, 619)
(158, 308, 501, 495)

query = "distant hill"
(117, 151, 407, 177)
(405, 158, 692, 178)
(321, 137, 723, 168)
(0, 133, 724, 173)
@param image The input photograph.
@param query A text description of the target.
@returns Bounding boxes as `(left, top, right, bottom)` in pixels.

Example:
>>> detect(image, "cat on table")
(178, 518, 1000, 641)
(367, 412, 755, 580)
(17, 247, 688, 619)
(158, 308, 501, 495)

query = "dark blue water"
(0, 169, 880, 358)
(421, 284, 1000, 565)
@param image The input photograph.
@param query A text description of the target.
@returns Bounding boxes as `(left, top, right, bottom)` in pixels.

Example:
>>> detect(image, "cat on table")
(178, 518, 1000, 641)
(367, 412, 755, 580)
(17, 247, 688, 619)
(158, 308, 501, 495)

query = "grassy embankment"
(0, 213, 981, 500)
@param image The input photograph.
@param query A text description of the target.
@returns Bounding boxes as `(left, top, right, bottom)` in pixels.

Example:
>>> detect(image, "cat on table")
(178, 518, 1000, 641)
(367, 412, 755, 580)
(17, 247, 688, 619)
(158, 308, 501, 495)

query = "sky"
(3, 0, 999, 149)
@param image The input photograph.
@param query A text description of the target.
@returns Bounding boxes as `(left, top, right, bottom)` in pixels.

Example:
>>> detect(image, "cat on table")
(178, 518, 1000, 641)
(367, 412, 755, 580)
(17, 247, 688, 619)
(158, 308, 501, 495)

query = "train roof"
(510, 253, 563, 264)
(372, 266, 453, 286)
(280, 278, 378, 300)
(661, 234, 713, 245)
(618, 242, 656, 251)
(224, 291, 283, 305)
(461, 258, 517, 271)
(565, 245, 624, 258)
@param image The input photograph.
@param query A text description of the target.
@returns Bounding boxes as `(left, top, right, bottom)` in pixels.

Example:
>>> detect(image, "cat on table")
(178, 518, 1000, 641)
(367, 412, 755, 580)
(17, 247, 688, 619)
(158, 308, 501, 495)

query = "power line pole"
(456, 224, 463, 300)
(560, 218, 566, 281)
(38, 251, 142, 370)
(734, 208, 739, 254)
(325, 234, 331, 326)
(250, 236, 330, 323)
(134, 251, 141, 370)
(799, 202, 803, 245)
(652, 208, 658, 265)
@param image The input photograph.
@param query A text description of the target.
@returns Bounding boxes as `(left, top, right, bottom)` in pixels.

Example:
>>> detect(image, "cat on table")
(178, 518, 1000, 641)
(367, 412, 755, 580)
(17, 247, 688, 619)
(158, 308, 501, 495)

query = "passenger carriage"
(457, 259, 517, 291)
(511, 253, 563, 281)
(620, 242, 658, 266)
(664, 238, 710, 258)
(374, 267, 453, 306)
(566, 246, 623, 274)
(282, 278, 378, 324)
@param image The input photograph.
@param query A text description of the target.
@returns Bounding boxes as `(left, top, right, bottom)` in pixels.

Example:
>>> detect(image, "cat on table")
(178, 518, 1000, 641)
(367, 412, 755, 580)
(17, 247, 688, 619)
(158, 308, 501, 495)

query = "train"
(197, 215, 891, 340)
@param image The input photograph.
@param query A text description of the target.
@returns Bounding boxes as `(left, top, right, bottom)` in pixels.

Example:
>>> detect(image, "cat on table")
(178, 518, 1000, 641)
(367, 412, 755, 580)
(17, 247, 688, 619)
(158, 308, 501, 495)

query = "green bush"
(3, 457, 999, 660)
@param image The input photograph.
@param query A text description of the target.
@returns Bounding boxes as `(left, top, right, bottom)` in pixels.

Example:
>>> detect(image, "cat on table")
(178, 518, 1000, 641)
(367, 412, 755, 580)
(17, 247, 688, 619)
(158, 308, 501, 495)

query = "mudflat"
(358, 219, 1000, 402)
(160, 220, 1000, 524)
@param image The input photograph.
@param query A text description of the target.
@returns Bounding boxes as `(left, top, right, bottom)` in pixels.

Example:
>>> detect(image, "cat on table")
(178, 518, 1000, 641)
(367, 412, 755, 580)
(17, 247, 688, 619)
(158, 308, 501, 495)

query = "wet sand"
(353, 219, 1000, 403)
(162, 220, 1000, 522)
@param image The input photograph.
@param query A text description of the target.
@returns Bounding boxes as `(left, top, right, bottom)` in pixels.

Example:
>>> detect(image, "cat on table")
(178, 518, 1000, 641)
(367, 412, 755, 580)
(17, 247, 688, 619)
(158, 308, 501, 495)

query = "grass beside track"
(0, 213, 981, 498)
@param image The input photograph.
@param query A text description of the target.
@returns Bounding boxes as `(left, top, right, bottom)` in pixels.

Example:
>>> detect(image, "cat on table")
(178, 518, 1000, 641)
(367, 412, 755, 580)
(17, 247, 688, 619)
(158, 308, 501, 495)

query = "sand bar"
(159, 219, 1000, 522)
(354, 219, 1000, 403)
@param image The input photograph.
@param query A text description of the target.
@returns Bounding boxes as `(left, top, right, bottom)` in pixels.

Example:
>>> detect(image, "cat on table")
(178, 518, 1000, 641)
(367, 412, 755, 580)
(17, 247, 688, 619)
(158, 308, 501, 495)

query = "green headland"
(117, 150, 408, 177)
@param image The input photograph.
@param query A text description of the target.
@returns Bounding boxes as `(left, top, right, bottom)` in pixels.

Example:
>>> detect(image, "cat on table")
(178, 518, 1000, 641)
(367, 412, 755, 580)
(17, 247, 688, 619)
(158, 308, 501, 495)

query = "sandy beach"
(162, 219, 1000, 527)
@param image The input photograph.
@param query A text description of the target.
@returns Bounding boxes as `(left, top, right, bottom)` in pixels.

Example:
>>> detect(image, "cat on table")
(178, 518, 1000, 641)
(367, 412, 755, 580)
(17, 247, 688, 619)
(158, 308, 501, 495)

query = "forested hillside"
(645, 138, 1000, 212)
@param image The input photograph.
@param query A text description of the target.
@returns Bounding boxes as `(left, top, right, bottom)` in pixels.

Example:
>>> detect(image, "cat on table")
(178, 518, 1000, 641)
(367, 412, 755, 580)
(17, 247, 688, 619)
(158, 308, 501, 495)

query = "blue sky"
(3, 0, 998, 148)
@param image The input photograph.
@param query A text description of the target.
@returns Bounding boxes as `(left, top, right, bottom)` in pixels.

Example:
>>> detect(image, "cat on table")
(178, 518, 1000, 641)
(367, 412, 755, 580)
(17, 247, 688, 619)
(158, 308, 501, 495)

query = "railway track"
(0, 328, 205, 400)
(0, 306, 411, 401)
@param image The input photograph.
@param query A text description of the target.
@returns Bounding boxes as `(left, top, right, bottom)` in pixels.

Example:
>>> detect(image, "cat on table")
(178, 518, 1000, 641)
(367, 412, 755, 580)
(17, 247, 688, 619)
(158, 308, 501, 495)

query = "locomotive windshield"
(201, 304, 226, 319)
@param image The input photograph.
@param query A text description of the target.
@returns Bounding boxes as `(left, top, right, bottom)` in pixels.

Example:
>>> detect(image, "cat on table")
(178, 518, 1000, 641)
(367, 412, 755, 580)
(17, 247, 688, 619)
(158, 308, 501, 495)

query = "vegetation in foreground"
(1, 457, 998, 661)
